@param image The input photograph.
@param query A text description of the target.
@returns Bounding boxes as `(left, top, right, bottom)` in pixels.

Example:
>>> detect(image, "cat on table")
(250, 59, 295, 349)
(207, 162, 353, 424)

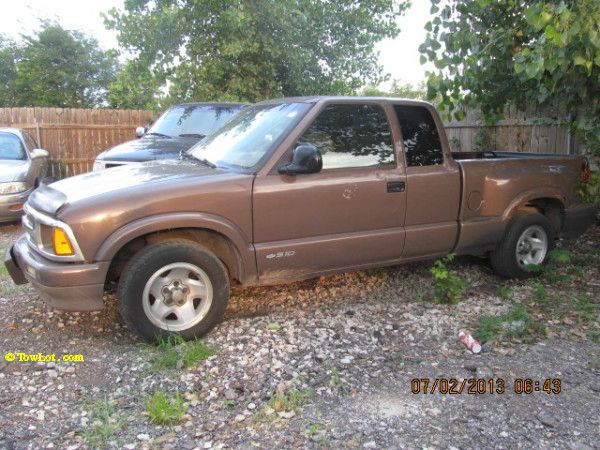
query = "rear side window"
(393, 105, 443, 166)
(298, 104, 394, 170)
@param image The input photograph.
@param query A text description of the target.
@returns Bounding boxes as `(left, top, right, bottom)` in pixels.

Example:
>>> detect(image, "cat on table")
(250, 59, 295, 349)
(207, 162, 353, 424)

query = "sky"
(1, 0, 433, 89)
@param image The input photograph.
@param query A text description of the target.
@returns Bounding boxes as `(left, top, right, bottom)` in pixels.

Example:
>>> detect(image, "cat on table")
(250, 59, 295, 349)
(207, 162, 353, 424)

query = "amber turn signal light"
(52, 227, 74, 256)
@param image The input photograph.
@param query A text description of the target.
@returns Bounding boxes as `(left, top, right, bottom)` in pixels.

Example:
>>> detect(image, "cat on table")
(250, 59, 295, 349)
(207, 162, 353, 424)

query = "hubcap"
(515, 225, 548, 268)
(142, 262, 213, 331)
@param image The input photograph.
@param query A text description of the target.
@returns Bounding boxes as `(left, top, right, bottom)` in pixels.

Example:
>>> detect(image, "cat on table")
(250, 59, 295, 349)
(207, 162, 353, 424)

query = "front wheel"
(490, 212, 554, 279)
(118, 239, 230, 342)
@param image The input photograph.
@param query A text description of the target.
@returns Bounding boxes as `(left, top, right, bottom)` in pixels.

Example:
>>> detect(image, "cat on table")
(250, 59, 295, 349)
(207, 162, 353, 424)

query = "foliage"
(104, 0, 409, 105)
(147, 333, 216, 372)
(0, 36, 20, 106)
(1, 21, 119, 108)
(361, 80, 426, 99)
(81, 396, 125, 447)
(525, 248, 572, 283)
(107, 60, 162, 109)
(429, 254, 469, 304)
(420, 0, 600, 156)
(268, 386, 313, 413)
(146, 391, 187, 424)
(474, 304, 546, 343)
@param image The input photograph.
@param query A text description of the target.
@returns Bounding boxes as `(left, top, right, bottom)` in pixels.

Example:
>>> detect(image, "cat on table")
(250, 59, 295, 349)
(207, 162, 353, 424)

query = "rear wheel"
(118, 239, 230, 342)
(490, 212, 554, 279)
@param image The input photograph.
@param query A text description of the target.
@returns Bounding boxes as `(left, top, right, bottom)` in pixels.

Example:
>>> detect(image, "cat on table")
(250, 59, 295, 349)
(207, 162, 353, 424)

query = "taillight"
(582, 163, 590, 184)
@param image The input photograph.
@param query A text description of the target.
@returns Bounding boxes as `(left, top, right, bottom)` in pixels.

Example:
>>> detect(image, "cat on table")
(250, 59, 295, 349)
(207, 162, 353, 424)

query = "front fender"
(94, 212, 257, 282)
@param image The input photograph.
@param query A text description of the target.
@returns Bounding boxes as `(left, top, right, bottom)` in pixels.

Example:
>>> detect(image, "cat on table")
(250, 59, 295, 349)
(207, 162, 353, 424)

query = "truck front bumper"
(4, 235, 109, 311)
(562, 203, 597, 239)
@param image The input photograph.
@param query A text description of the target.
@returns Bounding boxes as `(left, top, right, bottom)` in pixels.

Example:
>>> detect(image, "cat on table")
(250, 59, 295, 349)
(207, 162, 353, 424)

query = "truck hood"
(0, 160, 30, 182)
(28, 160, 225, 216)
(96, 135, 200, 162)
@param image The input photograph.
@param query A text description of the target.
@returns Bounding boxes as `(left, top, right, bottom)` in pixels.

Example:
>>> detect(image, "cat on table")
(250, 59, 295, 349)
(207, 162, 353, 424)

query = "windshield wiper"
(179, 150, 217, 168)
(178, 133, 206, 139)
(147, 132, 172, 139)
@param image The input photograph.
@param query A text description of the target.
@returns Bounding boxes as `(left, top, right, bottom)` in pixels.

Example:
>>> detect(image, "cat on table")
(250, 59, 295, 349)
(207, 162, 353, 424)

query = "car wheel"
(118, 239, 230, 342)
(490, 212, 554, 279)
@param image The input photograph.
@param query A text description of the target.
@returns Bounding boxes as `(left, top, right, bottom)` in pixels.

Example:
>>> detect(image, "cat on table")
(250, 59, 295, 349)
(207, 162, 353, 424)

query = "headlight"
(0, 182, 28, 195)
(93, 160, 105, 171)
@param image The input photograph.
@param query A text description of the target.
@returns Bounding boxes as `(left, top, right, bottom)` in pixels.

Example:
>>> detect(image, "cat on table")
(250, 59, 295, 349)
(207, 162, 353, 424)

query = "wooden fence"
(0, 107, 155, 178)
(0, 106, 585, 180)
(444, 105, 583, 155)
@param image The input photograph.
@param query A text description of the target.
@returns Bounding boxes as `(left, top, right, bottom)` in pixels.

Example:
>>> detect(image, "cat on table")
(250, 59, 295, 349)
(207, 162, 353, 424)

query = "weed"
(429, 254, 469, 304)
(571, 296, 599, 323)
(146, 334, 216, 372)
(587, 330, 600, 344)
(499, 285, 512, 300)
(267, 322, 281, 332)
(526, 249, 572, 283)
(474, 304, 546, 343)
(81, 396, 125, 448)
(146, 391, 187, 424)
(324, 362, 347, 392)
(531, 281, 549, 305)
(268, 387, 313, 413)
(307, 423, 323, 436)
(223, 399, 236, 407)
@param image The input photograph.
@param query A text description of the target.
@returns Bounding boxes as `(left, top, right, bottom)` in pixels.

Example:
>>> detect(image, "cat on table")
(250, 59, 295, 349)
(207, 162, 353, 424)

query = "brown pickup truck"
(4, 97, 596, 341)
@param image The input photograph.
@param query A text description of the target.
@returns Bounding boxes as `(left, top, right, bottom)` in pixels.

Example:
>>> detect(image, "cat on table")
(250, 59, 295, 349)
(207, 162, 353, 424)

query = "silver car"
(0, 128, 49, 222)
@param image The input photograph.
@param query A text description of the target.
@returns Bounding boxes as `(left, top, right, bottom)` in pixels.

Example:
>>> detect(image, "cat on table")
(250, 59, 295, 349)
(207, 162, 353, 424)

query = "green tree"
(107, 60, 162, 109)
(361, 80, 426, 98)
(0, 36, 20, 105)
(104, 0, 409, 105)
(420, 0, 600, 155)
(8, 22, 119, 108)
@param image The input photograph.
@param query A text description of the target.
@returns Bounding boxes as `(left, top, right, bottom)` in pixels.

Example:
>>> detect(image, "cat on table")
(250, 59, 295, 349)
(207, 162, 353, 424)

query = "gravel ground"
(0, 222, 598, 450)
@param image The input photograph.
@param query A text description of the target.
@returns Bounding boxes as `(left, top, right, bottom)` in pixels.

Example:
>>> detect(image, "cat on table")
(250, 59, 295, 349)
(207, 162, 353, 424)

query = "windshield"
(189, 103, 311, 170)
(148, 105, 244, 138)
(0, 132, 26, 160)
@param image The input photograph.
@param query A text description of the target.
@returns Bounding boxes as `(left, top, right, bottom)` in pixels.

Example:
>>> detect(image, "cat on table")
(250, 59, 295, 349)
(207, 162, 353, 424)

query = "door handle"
(387, 181, 405, 193)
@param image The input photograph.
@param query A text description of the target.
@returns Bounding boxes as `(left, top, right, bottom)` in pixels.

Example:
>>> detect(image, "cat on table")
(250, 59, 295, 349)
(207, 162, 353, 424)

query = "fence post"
(35, 121, 42, 148)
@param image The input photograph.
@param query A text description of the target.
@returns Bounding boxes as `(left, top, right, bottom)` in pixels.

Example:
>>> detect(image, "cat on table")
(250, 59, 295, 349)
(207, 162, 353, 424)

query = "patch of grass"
(526, 249, 572, 284)
(81, 396, 125, 448)
(255, 385, 313, 423)
(146, 391, 187, 424)
(146, 334, 217, 372)
(499, 285, 512, 300)
(266, 322, 281, 332)
(429, 254, 469, 304)
(474, 304, 546, 344)
(307, 423, 323, 436)
(324, 362, 347, 392)
(571, 296, 599, 323)
(268, 387, 313, 413)
(587, 330, 600, 344)
(531, 281, 550, 307)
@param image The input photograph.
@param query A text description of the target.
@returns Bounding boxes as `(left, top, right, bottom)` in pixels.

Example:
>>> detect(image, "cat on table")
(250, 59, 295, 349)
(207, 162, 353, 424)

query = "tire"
(490, 212, 554, 279)
(118, 239, 230, 342)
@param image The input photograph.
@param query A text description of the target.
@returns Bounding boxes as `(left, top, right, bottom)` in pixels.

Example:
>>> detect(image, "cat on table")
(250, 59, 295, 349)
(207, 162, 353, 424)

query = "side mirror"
(135, 126, 146, 138)
(278, 144, 322, 175)
(30, 149, 49, 159)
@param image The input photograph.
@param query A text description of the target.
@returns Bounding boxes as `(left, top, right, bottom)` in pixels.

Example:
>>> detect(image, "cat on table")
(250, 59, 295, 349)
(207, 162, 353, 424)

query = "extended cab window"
(394, 105, 443, 166)
(299, 104, 394, 170)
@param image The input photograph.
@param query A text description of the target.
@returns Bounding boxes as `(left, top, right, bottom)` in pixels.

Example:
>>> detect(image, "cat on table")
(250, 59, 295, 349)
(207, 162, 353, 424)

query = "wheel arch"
(503, 190, 566, 235)
(97, 213, 257, 286)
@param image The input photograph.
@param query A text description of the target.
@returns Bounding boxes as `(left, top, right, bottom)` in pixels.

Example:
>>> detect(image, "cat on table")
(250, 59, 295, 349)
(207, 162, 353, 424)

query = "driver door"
(252, 102, 407, 281)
